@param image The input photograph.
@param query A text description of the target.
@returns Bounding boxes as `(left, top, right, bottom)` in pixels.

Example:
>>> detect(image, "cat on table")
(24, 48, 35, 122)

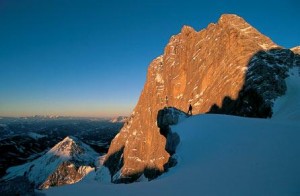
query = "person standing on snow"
(188, 103, 193, 116)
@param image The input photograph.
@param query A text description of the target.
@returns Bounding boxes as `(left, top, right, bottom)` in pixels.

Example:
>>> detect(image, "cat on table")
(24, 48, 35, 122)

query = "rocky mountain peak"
(104, 14, 300, 183)
(218, 14, 247, 25)
(3, 136, 98, 189)
(110, 116, 128, 123)
(49, 136, 85, 158)
(180, 25, 196, 36)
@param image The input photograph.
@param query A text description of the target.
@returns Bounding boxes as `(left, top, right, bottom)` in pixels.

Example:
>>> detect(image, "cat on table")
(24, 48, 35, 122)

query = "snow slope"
(272, 68, 300, 121)
(45, 74, 300, 195)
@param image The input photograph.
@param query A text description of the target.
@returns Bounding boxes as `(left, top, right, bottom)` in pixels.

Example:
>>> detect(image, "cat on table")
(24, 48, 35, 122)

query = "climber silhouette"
(188, 103, 193, 116)
(165, 96, 168, 108)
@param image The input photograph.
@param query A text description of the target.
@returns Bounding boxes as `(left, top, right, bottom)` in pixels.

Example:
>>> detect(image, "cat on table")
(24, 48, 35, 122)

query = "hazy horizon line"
(0, 114, 129, 119)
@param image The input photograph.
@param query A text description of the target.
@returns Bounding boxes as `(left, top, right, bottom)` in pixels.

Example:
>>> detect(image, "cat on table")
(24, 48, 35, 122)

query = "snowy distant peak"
(110, 116, 128, 123)
(3, 136, 99, 189)
(30, 115, 63, 119)
(49, 136, 82, 157)
(49, 136, 97, 161)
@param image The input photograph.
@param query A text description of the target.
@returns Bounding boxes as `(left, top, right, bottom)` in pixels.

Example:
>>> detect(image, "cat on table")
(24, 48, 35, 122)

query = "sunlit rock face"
(291, 46, 300, 55)
(105, 14, 300, 182)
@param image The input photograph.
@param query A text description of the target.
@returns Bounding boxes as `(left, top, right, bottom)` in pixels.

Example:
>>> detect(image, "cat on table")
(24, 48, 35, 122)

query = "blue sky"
(0, 0, 299, 117)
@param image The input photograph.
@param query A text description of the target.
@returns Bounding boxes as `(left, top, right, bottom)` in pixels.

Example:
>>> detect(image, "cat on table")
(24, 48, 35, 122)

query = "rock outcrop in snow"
(104, 14, 300, 182)
(156, 107, 185, 156)
(3, 136, 98, 189)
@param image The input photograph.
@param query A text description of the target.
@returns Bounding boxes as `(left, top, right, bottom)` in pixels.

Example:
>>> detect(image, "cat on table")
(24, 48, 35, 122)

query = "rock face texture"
(104, 14, 300, 182)
(3, 136, 98, 189)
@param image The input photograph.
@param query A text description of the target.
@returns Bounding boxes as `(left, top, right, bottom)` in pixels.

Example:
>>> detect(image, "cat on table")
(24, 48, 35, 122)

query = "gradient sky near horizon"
(0, 0, 299, 117)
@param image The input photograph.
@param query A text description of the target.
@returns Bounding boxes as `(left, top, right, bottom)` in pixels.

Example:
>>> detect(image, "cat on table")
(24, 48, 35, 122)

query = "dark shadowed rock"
(0, 176, 34, 195)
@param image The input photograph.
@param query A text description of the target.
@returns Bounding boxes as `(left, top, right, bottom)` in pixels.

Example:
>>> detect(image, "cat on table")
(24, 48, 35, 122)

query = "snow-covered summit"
(3, 136, 98, 189)
(49, 136, 96, 161)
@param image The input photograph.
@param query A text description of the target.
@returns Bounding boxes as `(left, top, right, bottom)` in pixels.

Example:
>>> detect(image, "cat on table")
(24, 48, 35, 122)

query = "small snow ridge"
(259, 43, 277, 50)
(27, 132, 46, 140)
(194, 101, 201, 106)
(0, 123, 7, 127)
(194, 94, 201, 99)
(112, 169, 122, 182)
(259, 43, 269, 50)
(176, 94, 183, 99)
(240, 26, 252, 32)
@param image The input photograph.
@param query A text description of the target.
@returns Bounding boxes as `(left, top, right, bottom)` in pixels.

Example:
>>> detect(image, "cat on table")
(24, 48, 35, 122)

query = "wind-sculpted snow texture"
(105, 14, 300, 182)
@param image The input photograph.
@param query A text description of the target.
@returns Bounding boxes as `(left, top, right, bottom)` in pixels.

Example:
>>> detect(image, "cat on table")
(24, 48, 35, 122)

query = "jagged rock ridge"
(105, 14, 300, 182)
(3, 136, 98, 189)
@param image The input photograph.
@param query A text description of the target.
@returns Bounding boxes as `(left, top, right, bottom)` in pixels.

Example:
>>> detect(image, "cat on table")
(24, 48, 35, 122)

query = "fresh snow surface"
(44, 73, 300, 195)
(272, 68, 300, 121)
